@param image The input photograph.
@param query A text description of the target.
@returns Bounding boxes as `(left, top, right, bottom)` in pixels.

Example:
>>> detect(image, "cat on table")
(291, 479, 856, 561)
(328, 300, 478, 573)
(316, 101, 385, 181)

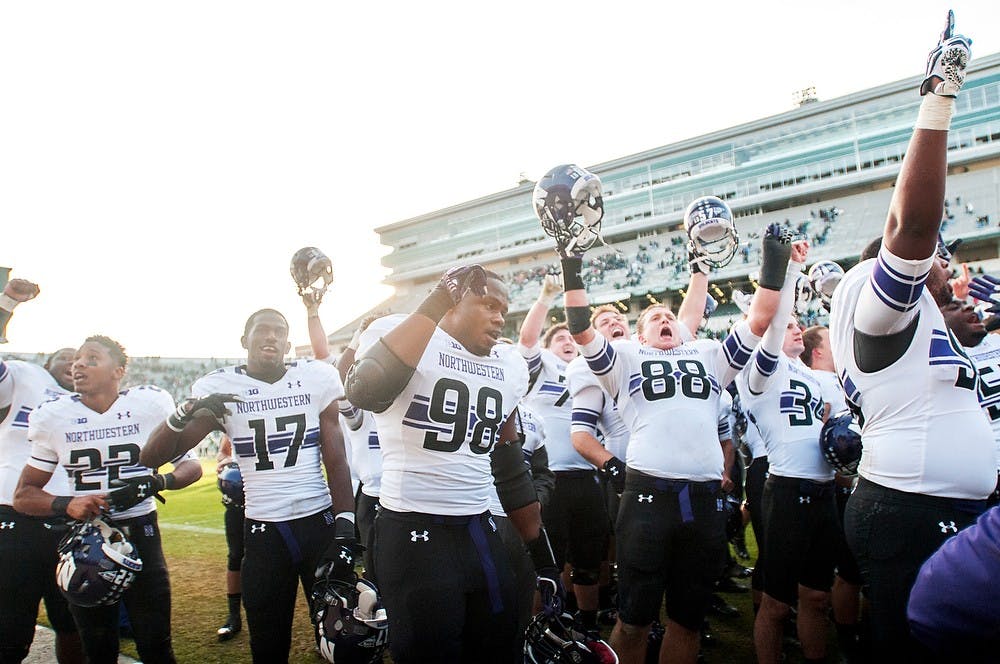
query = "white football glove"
(921, 10, 971, 98)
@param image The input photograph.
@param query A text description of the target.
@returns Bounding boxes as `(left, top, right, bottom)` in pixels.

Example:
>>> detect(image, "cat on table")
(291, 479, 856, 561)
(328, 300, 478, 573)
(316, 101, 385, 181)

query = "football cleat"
(684, 196, 739, 269)
(533, 164, 606, 257)
(290, 246, 334, 303)
(55, 516, 143, 607)
(921, 10, 971, 98)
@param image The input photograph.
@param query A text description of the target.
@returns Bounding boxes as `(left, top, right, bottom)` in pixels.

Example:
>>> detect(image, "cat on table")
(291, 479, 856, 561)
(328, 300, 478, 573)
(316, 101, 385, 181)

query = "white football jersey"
(830, 260, 995, 498)
(519, 344, 590, 471)
(0, 360, 72, 505)
(567, 355, 630, 461)
(964, 332, 1000, 471)
(738, 354, 834, 481)
(193, 359, 344, 521)
(811, 369, 847, 416)
(359, 316, 529, 515)
(578, 323, 759, 481)
(344, 409, 383, 498)
(488, 406, 545, 517)
(26, 386, 177, 520)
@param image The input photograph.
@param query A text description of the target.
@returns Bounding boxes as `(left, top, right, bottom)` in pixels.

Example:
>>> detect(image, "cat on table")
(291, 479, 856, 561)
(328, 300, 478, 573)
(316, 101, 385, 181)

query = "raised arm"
(344, 266, 486, 413)
(856, 12, 971, 338)
(519, 273, 563, 350)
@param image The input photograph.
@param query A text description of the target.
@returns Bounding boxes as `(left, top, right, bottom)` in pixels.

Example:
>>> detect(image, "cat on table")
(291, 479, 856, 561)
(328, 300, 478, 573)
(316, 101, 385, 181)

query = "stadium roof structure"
(316, 52, 1000, 350)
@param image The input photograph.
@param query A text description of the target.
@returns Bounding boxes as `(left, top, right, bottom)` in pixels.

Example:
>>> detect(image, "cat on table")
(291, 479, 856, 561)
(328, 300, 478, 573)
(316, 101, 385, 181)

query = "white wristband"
(914, 94, 954, 131)
(0, 294, 19, 312)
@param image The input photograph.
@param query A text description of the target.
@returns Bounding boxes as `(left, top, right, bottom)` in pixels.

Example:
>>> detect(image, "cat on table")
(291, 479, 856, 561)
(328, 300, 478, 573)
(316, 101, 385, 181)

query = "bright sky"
(2, 1, 998, 358)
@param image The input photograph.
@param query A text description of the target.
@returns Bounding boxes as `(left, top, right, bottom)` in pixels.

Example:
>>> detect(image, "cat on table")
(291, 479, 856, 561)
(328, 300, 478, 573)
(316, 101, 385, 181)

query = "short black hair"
(44, 348, 75, 369)
(85, 335, 128, 368)
(861, 237, 882, 261)
(243, 309, 288, 337)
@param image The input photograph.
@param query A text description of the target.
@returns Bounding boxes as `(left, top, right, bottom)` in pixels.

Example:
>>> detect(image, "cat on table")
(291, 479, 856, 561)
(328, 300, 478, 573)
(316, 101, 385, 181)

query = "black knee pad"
(570, 567, 599, 586)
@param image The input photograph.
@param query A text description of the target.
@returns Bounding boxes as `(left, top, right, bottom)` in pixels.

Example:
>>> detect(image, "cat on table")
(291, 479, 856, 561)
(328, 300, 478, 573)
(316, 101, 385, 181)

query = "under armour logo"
(117, 411, 131, 419)
(638, 494, 653, 503)
(938, 521, 958, 533)
(287, 380, 302, 389)
(339, 549, 353, 563)
(0, 521, 14, 529)
(608, 466, 620, 477)
(136, 485, 147, 498)
(410, 530, 429, 542)
(251, 524, 267, 534)
(799, 496, 811, 504)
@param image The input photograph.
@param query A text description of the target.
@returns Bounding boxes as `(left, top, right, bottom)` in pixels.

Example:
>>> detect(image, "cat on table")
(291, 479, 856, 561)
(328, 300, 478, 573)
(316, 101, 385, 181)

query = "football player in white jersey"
(558, 221, 796, 664)
(0, 279, 83, 664)
(140, 309, 354, 664)
(486, 403, 554, 652)
(735, 240, 844, 664)
(800, 325, 864, 660)
(335, 314, 385, 583)
(15, 335, 203, 664)
(518, 274, 609, 631)
(940, 296, 1000, 503)
(343, 266, 559, 663)
(828, 13, 995, 659)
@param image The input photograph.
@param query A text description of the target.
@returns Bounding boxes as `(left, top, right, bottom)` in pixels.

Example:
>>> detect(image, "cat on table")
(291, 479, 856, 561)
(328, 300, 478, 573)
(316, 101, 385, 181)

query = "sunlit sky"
(2, 1, 998, 358)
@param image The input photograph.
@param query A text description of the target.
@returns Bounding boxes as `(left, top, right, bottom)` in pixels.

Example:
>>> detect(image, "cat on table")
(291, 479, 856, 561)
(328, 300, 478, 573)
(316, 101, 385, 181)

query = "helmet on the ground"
(55, 516, 143, 607)
(524, 611, 618, 663)
(312, 575, 388, 663)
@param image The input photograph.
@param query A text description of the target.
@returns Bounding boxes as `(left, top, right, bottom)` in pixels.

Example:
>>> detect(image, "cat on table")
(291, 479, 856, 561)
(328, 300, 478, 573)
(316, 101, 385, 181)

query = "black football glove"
(108, 474, 166, 512)
(758, 223, 794, 291)
(601, 457, 626, 495)
(314, 515, 364, 584)
(167, 393, 241, 432)
(414, 265, 489, 323)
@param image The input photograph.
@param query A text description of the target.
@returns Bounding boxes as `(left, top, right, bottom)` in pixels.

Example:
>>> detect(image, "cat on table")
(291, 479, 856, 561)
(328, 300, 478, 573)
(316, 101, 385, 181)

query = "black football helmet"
(55, 516, 143, 607)
(533, 164, 605, 256)
(820, 410, 863, 475)
(290, 246, 334, 302)
(524, 611, 618, 663)
(217, 461, 244, 508)
(312, 573, 388, 664)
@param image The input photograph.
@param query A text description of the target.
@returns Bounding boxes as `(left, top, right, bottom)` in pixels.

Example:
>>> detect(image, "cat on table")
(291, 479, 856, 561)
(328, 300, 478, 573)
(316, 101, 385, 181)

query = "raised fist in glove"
(921, 10, 972, 98)
(758, 223, 794, 291)
(167, 393, 241, 432)
(1, 278, 40, 310)
(108, 474, 166, 512)
(415, 265, 489, 323)
(538, 273, 564, 306)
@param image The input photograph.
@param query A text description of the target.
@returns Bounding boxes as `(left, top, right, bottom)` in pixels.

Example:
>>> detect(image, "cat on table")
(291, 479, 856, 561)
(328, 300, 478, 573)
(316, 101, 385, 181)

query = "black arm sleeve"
(491, 439, 538, 514)
(527, 445, 555, 511)
(854, 314, 919, 373)
(343, 338, 416, 414)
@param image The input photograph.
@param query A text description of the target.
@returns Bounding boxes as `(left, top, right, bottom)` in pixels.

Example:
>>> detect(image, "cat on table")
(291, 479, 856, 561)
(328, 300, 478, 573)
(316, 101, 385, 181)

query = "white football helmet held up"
(807, 260, 844, 311)
(684, 196, 739, 269)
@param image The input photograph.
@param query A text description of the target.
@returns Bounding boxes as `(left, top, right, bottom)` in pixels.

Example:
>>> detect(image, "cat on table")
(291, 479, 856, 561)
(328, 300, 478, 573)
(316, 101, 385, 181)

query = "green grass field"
(46, 460, 841, 663)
